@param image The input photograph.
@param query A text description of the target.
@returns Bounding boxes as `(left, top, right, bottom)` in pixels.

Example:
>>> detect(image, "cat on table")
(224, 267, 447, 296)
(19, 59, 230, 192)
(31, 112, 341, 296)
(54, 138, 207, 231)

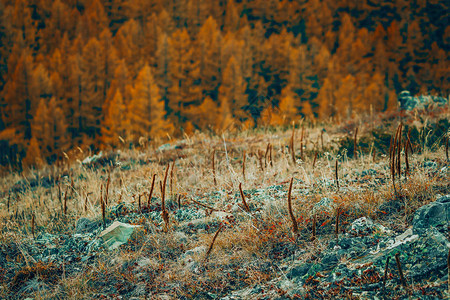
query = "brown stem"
(335, 159, 339, 191)
(148, 174, 156, 207)
(312, 152, 318, 169)
(100, 185, 106, 229)
(63, 185, 69, 215)
(269, 144, 273, 167)
(300, 127, 305, 161)
(335, 207, 341, 240)
(395, 253, 407, 288)
(212, 150, 217, 186)
(242, 151, 246, 181)
(290, 126, 295, 164)
(191, 198, 220, 212)
(320, 130, 324, 150)
(405, 141, 409, 177)
(105, 174, 110, 206)
(264, 143, 270, 169)
(396, 124, 402, 177)
(287, 178, 298, 236)
(204, 223, 223, 261)
(170, 160, 175, 196)
(354, 127, 358, 159)
(138, 193, 141, 213)
(239, 183, 250, 212)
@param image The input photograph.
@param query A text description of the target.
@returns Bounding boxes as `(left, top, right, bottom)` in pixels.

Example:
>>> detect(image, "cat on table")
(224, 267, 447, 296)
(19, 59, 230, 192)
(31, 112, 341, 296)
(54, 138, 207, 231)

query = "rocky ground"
(0, 108, 449, 299)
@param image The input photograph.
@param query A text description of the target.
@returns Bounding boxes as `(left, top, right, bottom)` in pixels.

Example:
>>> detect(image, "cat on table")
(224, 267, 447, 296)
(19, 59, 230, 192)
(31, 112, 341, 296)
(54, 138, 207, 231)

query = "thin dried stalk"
(320, 130, 324, 150)
(395, 253, 407, 289)
(148, 174, 156, 207)
(170, 160, 175, 196)
(300, 127, 305, 161)
(63, 184, 69, 215)
(242, 150, 246, 181)
(269, 144, 273, 167)
(212, 150, 217, 186)
(160, 181, 169, 232)
(407, 128, 414, 154)
(312, 152, 318, 169)
(290, 126, 295, 164)
(105, 175, 110, 206)
(31, 213, 35, 238)
(258, 150, 264, 171)
(335, 207, 341, 240)
(138, 194, 141, 213)
(335, 159, 340, 191)
(204, 223, 223, 262)
(191, 198, 220, 212)
(264, 143, 270, 169)
(7, 193, 10, 213)
(177, 195, 181, 210)
(84, 194, 88, 212)
(239, 183, 250, 212)
(354, 127, 358, 159)
(405, 141, 410, 177)
(100, 185, 106, 229)
(396, 124, 402, 177)
(287, 178, 298, 236)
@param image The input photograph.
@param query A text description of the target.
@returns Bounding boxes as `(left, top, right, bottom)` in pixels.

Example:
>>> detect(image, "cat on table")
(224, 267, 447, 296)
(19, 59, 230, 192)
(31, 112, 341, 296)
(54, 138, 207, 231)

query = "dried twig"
(335, 159, 339, 191)
(312, 152, 318, 169)
(239, 183, 250, 212)
(204, 223, 223, 261)
(191, 198, 220, 212)
(290, 125, 295, 164)
(160, 181, 169, 232)
(100, 185, 106, 229)
(300, 127, 305, 161)
(63, 184, 69, 215)
(354, 127, 358, 159)
(242, 151, 246, 181)
(138, 194, 141, 213)
(264, 143, 270, 169)
(148, 174, 156, 207)
(212, 150, 217, 186)
(287, 178, 298, 236)
(335, 207, 341, 240)
(105, 174, 110, 206)
(395, 253, 408, 289)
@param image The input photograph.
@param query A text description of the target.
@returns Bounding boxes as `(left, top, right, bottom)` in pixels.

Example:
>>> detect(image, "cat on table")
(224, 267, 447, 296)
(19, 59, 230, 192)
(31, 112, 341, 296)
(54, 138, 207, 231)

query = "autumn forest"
(0, 0, 448, 169)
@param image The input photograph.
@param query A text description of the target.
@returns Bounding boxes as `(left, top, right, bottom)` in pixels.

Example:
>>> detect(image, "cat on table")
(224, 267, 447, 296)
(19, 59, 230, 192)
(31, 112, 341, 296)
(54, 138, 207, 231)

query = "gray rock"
(412, 194, 450, 234)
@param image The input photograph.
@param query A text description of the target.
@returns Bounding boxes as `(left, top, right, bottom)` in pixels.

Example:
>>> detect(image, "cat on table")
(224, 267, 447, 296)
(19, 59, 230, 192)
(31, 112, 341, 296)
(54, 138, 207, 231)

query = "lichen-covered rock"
(412, 194, 450, 234)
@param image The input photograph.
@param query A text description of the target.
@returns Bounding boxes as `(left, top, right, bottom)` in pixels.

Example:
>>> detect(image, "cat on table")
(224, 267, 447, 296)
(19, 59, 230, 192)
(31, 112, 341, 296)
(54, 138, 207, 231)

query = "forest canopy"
(0, 0, 448, 168)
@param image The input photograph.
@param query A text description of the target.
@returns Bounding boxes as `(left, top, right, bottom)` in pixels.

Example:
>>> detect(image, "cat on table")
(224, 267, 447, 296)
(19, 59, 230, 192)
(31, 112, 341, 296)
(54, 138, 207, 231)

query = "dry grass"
(0, 107, 448, 298)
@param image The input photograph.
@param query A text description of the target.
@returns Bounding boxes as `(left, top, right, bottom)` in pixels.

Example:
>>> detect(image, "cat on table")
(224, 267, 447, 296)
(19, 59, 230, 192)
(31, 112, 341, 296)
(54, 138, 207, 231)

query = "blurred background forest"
(0, 0, 448, 169)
